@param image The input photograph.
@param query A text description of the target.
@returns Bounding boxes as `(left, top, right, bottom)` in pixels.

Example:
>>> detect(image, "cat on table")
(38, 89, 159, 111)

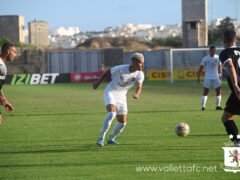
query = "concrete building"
(28, 20, 49, 47)
(182, 0, 208, 47)
(49, 23, 183, 48)
(0, 15, 25, 43)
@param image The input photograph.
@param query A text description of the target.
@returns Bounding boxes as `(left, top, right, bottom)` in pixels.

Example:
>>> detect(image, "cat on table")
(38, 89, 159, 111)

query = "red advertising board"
(71, 72, 104, 83)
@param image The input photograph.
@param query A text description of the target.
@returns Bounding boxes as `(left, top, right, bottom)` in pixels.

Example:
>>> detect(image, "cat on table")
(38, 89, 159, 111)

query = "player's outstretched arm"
(0, 90, 14, 112)
(93, 69, 111, 89)
(226, 60, 240, 100)
(197, 65, 204, 84)
(133, 82, 142, 99)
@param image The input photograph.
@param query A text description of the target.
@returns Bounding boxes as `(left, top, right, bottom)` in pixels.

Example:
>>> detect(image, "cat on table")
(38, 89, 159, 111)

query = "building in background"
(0, 15, 25, 43)
(49, 24, 182, 48)
(28, 20, 49, 47)
(182, 0, 208, 47)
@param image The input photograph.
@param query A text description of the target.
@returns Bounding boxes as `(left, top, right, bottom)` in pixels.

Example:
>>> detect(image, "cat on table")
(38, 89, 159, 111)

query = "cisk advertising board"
(147, 69, 206, 81)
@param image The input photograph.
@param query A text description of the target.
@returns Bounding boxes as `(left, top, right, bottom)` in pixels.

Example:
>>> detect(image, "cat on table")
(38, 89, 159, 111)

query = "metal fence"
(124, 48, 224, 70)
(124, 50, 169, 71)
(46, 48, 225, 74)
(46, 50, 102, 73)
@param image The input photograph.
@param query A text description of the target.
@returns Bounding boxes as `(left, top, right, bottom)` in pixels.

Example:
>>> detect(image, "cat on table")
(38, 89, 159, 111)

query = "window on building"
(190, 22, 197, 30)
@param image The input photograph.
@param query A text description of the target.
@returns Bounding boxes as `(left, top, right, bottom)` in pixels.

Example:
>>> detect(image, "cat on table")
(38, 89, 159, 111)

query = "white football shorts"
(203, 78, 221, 89)
(104, 89, 127, 115)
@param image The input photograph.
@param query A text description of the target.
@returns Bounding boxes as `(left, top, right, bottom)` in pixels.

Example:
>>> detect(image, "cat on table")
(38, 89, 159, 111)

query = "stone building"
(28, 20, 49, 47)
(0, 15, 25, 43)
(182, 0, 208, 47)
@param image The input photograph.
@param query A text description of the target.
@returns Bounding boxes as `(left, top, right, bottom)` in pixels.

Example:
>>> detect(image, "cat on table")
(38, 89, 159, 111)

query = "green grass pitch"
(0, 81, 239, 179)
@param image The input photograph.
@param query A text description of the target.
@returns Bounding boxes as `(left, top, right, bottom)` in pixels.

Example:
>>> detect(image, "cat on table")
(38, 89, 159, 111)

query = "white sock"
(216, 95, 221, 107)
(99, 112, 116, 139)
(108, 122, 126, 141)
(202, 96, 208, 108)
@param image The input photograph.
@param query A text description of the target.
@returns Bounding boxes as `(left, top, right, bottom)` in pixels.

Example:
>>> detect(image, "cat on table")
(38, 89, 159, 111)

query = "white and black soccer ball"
(175, 122, 190, 137)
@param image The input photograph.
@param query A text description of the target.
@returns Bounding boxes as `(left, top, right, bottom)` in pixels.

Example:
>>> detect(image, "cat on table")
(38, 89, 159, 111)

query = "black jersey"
(219, 47, 240, 90)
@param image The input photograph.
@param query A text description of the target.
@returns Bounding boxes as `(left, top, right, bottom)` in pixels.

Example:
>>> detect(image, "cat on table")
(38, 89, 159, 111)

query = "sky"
(1, 0, 239, 31)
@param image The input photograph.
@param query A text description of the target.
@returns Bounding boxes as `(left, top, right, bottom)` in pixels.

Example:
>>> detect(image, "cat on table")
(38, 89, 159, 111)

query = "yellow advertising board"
(147, 70, 206, 81)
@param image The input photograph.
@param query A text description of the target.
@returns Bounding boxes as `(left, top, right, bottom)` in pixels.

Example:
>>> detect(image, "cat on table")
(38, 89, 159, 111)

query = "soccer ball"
(175, 122, 190, 137)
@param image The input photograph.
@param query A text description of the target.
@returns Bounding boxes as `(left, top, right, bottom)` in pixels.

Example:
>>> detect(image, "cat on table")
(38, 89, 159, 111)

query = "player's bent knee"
(106, 104, 116, 113)
(203, 88, 209, 96)
(117, 114, 127, 123)
(221, 111, 235, 123)
(216, 92, 221, 96)
(215, 87, 221, 96)
(221, 115, 227, 123)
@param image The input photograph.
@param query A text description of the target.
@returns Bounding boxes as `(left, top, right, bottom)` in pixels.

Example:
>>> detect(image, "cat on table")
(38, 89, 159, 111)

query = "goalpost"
(168, 47, 224, 83)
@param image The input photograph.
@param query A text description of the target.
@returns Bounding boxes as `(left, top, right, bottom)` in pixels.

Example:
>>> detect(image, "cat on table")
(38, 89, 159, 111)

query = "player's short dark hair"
(209, 46, 216, 50)
(223, 30, 236, 44)
(1, 42, 15, 55)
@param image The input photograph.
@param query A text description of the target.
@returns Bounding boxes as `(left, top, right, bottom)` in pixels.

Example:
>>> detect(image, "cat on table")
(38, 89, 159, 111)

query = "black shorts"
(224, 92, 240, 115)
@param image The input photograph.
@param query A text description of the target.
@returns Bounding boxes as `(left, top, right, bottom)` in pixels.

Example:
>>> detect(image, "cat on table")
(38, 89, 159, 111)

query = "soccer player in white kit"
(0, 43, 16, 125)
(197, 46, 223, 111)
(93, 53, 144, 147)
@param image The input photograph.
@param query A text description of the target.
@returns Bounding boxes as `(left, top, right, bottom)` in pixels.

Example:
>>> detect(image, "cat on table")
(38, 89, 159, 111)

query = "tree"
(208, 28, 222, 45)
(165, 36, 182, 48)
(0, 36, 10, 47)
(208, 16, 235, 45)
(152, 37, 166, 46)
(218, 17, 235, 35)
(15, 42, 36, 50)
(152, 36, 182, 48)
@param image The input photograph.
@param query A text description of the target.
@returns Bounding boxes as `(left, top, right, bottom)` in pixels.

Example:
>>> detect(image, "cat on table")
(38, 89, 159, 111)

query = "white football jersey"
(105, 64, 144, 94)
(0, 58, 7, 80)
(200, 54, 221, 80)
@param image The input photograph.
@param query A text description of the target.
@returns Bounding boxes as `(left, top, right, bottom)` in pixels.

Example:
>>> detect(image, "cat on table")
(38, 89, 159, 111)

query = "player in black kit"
(219, 30, 240, 147)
